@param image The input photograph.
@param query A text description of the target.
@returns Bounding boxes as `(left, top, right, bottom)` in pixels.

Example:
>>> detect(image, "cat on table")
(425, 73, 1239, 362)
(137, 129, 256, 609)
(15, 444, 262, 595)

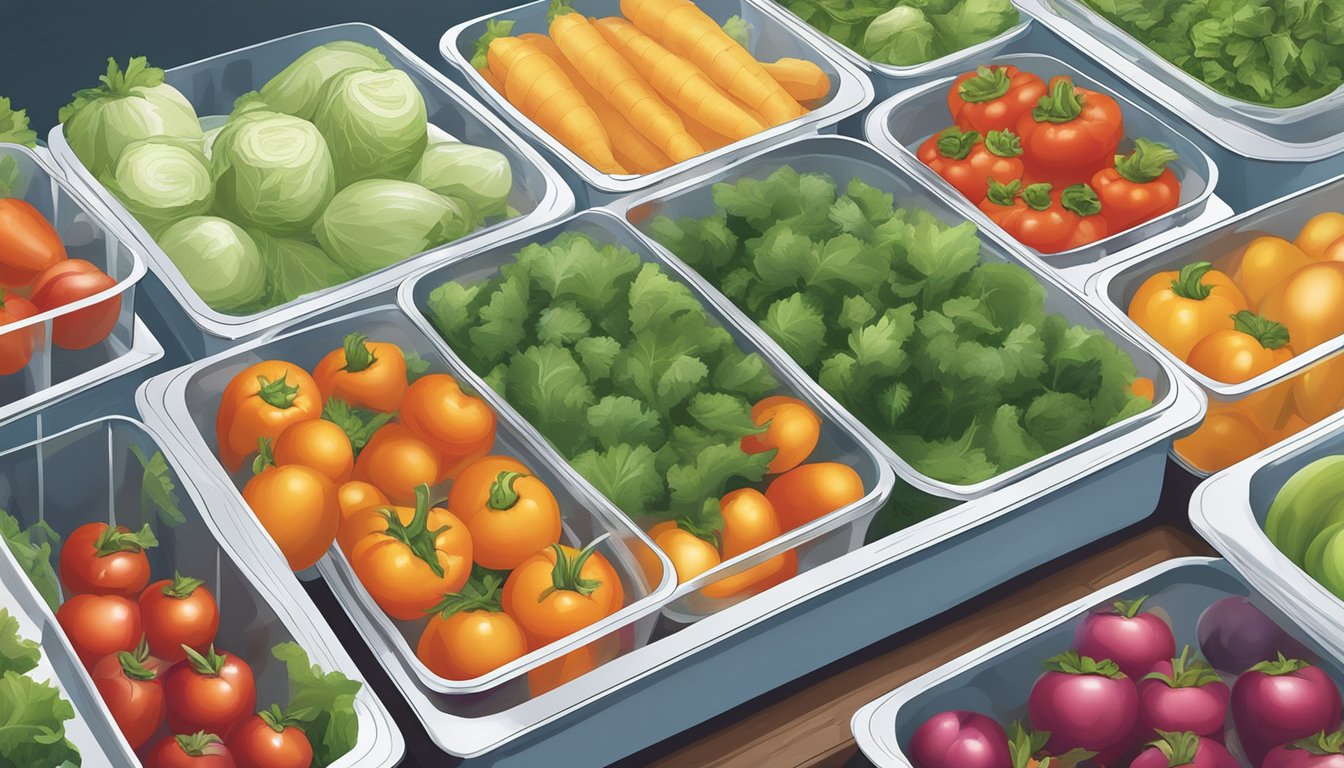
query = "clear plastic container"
(1015, 0, 1344, 162)
(852, 557, 1339, 767)
(863, 53, 1219, 271)
(47, 23, 574, 356)
(0, 144, 159, 424)
(0, 416, 404, 766)
(616, 133, 1190, 501)
(398, 209, 894, 620)
(1090, 170, 1344, 476)
(438, 0, 874, 203)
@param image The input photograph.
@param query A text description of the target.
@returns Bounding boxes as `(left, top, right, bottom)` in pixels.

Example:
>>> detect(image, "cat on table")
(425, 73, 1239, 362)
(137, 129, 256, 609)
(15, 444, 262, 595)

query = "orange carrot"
(521, 32, 670, 174)
(591, 16, 766, 143)
(479, 67, 505, 95)
(762, 58, 830, 104)
(548, 7, 703, 163)
(621, 0, 805, 126)
(674, 106, 733, 153)
(476, 22, 626, 174)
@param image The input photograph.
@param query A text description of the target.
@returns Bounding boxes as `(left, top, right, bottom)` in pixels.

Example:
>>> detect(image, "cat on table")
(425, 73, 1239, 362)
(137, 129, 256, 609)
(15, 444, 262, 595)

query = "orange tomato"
(242, 455, 339, 571)
(740, 396, 821, 474)
(503, 542, 622, 643)
(1272, 412, 1311, 443)
(1130, 376, 1156, 402)
(1324, 235, 1344, 263)
(312, 333, 408, 413)
(400, 374, 496, 482)
(353, 424, 439, 505)
(271, 419, 353, 483)
(648, 521, 720, 584)
(700, 489, 794, 599)
(1257, 261, 1344, 352)
(1184, 313, 1294, 384)
(416, 575, 527, 680)
(335, 481, 388, 527)
(345, 484, 472, 620)
(1292, 354, 1344, 423)
(465, 470, 562, 570)
(1295, 212, 1344, 259)
(1127, 262, 1247, 361)
(446, 456, 530, 523)
(526, 638, 617, 697)
(765, 462, 865, 531)
(1174, 407, 1267, 473)
(1226, 236, 1312, 309)
(215, 361, 322, 473)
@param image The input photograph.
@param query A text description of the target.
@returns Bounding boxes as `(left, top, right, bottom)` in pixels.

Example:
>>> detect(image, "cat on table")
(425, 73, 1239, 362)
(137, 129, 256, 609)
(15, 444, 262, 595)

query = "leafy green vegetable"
(0, 609, 80, 767)
(272, 642, 361, 768)
(314, 180, 471, 276)
(211, 109, 336, 234)
(776, 0, 1019, 67)
(722, 15, 753, 48)
(0, 511, 61, 613)
(423, 233, 780, 531)
(252, 231, 351, 306)
(158, 216, 267, 314)
(1081, 0, 1344, 107)
(0, 97, 37, 148)
(312, 68, 427, 186)
(0, 610, 39, 677)
(259, 40, 391, 120)
(100, 137, 213, 238)
(407, 141, 513, 219)
(647, 167, 1151, 485)
(130, 445, 187, 529)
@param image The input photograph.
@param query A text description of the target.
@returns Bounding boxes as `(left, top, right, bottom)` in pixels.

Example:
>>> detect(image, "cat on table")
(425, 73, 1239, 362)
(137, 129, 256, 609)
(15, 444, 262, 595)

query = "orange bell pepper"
(312, 333, 408, 413)
(1127, 261, 1248, 362)
(215, 360, 322, 473)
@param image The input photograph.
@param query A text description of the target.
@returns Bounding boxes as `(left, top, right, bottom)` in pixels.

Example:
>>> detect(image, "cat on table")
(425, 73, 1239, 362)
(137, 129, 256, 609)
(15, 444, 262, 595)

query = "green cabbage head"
(259, 40, 391, 120)
(211, 110, 336, 234)
(312, 68, 427, 186)
(101, 138, 213, 238)
(158, 216, 267, 313)
(407, 142, 513, 219)
(313, 179, 471, 275)
(251, 230, 351, 305)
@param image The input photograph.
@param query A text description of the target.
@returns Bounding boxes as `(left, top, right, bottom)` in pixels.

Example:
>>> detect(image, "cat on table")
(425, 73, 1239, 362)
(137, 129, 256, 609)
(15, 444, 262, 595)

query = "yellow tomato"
(1295, 212, 1344, 259)
(1127, 262, 1247, 361)
(1174, 407, 1268, 474)
(647, 521, 720, 584)
(1292, 354, 1344, 423)
(1226, 236, 1312, 309)
(1258, 261, 1344, 352)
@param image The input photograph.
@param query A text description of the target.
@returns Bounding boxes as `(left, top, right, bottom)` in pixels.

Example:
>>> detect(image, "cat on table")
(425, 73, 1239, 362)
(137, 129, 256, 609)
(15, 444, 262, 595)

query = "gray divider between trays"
(610, 133, 1189, 500)
(438, 0, 873, 202)
(47, 23, 574, 353)
(135, 305, 678, 695)
(862, 53, 1219, 271)
(396, 208, 895, 621)
(851, 557, 1340, 767)
(0, 416, 404, 767)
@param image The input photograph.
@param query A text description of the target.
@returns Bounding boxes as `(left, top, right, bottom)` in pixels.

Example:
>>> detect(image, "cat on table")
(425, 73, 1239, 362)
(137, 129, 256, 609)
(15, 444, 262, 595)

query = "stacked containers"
(438, 0, 874, 204)
(47, 24, 574, 359)
(0, 416, 404, 765)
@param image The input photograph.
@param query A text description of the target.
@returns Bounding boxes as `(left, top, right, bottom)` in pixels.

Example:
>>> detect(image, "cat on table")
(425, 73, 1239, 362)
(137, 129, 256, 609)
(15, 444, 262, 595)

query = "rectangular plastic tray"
(438, 0, 873, 203)
(1015, 0, 1344, 162)
(615, 133, 1192, 501)
(47, 23, 574, 355)
(863, 52, 1218, 271)
(1191, 409, 1344, 663)
(0, 144, 159, 425)
(399, 208, 895, 621)
(1090, 170, 1344, 477)
(135, 305, 677, 695)
(0, 416, 403, 766)
(851, 557, 1339, 767)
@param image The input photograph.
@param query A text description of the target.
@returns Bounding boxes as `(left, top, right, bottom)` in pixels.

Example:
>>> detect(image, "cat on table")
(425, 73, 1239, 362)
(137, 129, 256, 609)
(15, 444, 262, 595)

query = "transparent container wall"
(874, 53, 1215, 266)
(890, 562, 1340, 759)
(405, 209, 890, 618)
(0, 146, 138, 410)
(168, 307, 668, 693)
(625, 136, 1172, 497)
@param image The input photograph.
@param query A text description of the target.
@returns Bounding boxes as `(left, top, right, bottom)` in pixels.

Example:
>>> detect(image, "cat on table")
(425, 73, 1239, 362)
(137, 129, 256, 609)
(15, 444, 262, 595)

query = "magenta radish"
(1028, 652, 1139, 756)
(1263, 730, 1344, 768)
(1128, 730, 1238, 768)
(909, 710, 1011, 768)
(1138, 646, 1230, 738)
(1198, 597, 1307, 675)
(1074, 595, 1176, 681)
(1232, 654, 1342, 767)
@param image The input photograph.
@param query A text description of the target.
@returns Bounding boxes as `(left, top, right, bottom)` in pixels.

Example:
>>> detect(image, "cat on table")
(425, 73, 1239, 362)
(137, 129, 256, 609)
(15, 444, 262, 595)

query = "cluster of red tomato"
(52, 522, 313, 767)
(215, 334, 626, 691)
(0, 198, 121, 372)
(918, 64, 1183, 255)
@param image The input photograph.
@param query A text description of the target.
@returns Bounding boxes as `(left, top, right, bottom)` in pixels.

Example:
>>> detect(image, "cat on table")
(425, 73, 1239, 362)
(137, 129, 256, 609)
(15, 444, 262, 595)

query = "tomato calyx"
(1143, 646, 1221, 689)
(182, 643, 230, 677)
(252, 437, 277, 476)
(1169, 261, 1217, 301)
(1148, 730, 1202, 765)
(1287, 729, 1344, 756)
(175, 731, 225, 756)
(1031, 78, 1084, 124)
(486, 471, 527, 511)
(1009, 720, 1094, 768)
(92, 522, 158, 556)
(959, 65, 1011, 103)
(539, 535, 609, 601)
(1060, 184, 1102, 218)
(256, 374, 301, 409)
(162, 571, 206, 600)
(985, 129, 1022, 158)
(1251, 652, 1311, 676)
(341, 332, 378, 374)
(427, 573, 504, 619)
(118, 638, 158, 682)
(1231, 310, 1290, 351)
(1115, 138, 1179, 184)
(935, 126, 979, 160)
(1021, 183, 1054, 211)
(380, 484, 451, 578)
(257, 703, 307, 734)
(1042, 650, 1126, 679)
(986, 178, 1022, 208)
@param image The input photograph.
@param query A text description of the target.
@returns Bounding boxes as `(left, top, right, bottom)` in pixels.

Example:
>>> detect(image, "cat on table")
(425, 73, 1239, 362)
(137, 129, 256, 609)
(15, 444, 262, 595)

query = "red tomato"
(58, 521, 157, 596)
(163, 645, 257, 736)
(225, 706, 314, 768)
(0, 198, 67, 286)
(948, 65, 1048, 134)
(998, 183, 1109, 254)
(146, 732, 237, 768)
(917, 127, 1026, 204)
(979, 178, 1025, 227)
(0, 290, 40, 375)
(91, 641, 165, 749)
(56, 593, 141, 668)
(1091, 138, 1182, 234)
(30, 258, 120, 350)
(139, 572, 220, 663)
(1016, 76, 1125, 187)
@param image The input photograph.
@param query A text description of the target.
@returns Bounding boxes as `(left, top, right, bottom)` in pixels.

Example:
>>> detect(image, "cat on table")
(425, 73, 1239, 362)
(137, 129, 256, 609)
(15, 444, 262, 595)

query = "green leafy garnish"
(272, 642, 362, 768)
(131, 445, 186, 529)
(0, 609, 80, 766)
(322, 398, 395, 454)
(0, 510, 61, 613)
(774, 0, 1019, 67)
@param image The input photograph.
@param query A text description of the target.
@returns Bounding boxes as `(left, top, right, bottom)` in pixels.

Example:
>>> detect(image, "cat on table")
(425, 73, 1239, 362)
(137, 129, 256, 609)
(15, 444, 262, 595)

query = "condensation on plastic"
(438, 0, 874, 201)
(47, 23, 574, 351)
(1016, 0, 1344, 162)
(863, 53, 1219, 271)
(0, 416, 404, 766)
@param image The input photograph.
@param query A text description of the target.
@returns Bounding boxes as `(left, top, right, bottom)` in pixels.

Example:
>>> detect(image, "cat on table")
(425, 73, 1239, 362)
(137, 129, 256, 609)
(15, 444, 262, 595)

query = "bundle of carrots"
(472, 0, 832, 175)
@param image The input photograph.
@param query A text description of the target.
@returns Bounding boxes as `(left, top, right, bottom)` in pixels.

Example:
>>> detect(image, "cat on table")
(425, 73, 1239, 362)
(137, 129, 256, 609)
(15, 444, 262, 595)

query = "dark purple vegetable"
(909, 710, 1011, 768)
(1232, 655, 1342, 767)
(1263, 730, 1344, 768)
(1138, 646, 1230, 738)
(1129, 730, 1238, 768)
(1028, 652, 1139, 756)
(1074, 595, 1176, 681)
(1198, 596, 1304, 675)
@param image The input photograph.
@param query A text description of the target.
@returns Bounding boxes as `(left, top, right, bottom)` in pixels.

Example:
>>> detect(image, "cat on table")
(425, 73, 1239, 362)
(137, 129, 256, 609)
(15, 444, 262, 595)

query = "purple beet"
(1263, 730, 1344, 767)
(908, 710, 1011, 768)
(1129, 731, 1238, 768)
(1232, 655, 1342, 767)
(1198, 597, 1305, 675)
(1074, 595, 1176, 681)
(1138, 646, 1230, 738)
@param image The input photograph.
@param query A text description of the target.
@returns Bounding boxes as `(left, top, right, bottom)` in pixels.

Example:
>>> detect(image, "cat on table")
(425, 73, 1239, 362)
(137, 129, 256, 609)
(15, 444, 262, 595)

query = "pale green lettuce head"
(312, 68, 427, 186)
(211, 110, 336, 234)
(102, 138, 214, 238)
(259, 40, 391, 120)
(313, 179, 471, 275)
(158, 215, 267, 313)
